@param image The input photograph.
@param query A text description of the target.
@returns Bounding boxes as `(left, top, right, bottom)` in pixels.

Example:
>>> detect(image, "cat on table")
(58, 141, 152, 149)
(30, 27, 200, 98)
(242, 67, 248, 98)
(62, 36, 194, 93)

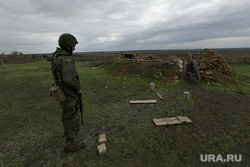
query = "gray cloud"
(0, 0, 249, 54)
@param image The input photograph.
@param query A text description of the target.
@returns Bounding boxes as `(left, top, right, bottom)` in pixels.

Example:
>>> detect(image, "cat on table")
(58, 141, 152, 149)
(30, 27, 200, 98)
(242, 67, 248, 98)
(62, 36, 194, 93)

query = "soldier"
(47, 33, 86, 152)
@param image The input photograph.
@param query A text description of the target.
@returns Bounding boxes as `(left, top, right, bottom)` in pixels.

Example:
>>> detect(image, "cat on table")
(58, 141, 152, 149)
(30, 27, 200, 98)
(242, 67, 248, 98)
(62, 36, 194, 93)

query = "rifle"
(77, 94, 83, 126)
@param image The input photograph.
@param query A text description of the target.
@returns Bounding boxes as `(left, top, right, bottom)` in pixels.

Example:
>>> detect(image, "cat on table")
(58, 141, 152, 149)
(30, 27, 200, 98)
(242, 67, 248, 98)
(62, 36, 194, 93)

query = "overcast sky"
(0, 0, 250, 54)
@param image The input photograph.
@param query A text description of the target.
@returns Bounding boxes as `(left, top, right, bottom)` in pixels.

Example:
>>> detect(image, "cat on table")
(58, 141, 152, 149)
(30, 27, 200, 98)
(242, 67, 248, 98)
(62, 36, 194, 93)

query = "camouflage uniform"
(48, 33, 85, 152)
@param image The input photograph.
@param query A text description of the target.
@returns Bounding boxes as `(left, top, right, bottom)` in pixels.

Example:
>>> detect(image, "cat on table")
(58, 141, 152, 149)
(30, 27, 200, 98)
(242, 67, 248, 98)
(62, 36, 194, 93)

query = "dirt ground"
(77, 75, 250, 166)
(0, 58, 249, 166)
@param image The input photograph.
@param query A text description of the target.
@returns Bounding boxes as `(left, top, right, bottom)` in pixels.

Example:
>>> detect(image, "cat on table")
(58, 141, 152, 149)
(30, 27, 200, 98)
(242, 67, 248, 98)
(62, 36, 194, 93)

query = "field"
(0, 52, 249, 166)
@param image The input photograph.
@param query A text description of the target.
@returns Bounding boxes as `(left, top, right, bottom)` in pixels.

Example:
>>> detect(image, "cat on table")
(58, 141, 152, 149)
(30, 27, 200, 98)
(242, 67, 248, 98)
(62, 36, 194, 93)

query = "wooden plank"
(98, 134, 107, 143)
(176, 116, 192, 123)
(153, 118, 167, 126)
(98, 143, 107, 155)
(156, 92, 164, 100)
(153, 116, 192, 127)
(130, 100, 157, 104)
(153, 117, 182, 126)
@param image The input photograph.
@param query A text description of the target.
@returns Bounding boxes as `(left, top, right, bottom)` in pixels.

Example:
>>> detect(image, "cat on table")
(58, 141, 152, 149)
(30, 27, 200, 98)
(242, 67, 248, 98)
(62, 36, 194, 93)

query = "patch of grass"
(78, 64, 165, 113)
(199, 65, 250, 94)
(213, 114, 226, 122)
(176, 96, 195, 110)
(230, 64, 250, 93)
(103, 58, 180, 83)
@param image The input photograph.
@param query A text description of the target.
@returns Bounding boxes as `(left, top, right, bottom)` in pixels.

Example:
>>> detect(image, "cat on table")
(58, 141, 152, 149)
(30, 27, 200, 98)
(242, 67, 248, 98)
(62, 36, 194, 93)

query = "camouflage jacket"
(47, 48, 81, 108)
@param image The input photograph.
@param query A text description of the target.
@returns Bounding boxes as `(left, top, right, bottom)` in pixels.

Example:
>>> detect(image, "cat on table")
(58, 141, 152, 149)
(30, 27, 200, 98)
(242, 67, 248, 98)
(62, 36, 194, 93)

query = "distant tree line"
(0, 51, 24, 56)
(0, 51, 36, 64)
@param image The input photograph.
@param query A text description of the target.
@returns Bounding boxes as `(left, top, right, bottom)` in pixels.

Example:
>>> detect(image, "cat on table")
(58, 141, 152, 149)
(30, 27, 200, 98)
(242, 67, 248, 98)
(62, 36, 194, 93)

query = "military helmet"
(58, 33, 78, 48)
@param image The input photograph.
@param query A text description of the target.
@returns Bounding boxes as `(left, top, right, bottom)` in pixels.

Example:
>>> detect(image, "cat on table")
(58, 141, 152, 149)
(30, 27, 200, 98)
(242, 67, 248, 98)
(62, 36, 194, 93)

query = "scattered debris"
(163, 55, 178, 62)
(130, 100, 157, 104)
(156, 92, 164, 100)
(200, 50, 234, 82)
(97, 134, 107, 155)
(98, 134, 107, 143)
(153, 116, 192, 126)
(97, 143, 107, 155)
(176, 59, 184, 73)
(111, 49, 235, 85)
(116, 52, 160, 61)
(181, 49, 234, 82)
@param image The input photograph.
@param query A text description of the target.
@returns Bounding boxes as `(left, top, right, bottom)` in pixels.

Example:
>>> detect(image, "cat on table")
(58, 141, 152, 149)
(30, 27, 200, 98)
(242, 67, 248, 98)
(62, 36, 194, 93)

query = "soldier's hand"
(77, 89, 82, 95)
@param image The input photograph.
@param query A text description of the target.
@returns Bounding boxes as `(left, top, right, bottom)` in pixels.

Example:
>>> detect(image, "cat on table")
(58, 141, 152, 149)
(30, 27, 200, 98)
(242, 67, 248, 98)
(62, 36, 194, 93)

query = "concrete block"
(98, 134, 107, 143)
(98, 143, 107, 155)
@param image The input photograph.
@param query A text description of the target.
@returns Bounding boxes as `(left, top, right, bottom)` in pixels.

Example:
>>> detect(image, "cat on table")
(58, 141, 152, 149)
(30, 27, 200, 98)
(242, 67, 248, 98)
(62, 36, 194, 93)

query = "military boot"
(64, 138, 86, 153)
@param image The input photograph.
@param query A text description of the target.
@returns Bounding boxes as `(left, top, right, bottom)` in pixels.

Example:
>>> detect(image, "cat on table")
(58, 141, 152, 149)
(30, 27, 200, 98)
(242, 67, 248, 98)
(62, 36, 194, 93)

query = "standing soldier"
(47, 33, 86, 152)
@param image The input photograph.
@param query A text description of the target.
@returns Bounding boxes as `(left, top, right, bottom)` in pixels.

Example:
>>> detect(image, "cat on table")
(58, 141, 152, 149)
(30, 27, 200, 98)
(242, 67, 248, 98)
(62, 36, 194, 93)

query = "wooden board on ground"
(130, 100, 157, 104)
(98, 134, 107, 143)
(98, 143, 107, 155)
(156, 92, 164, 100)
(176, 116, 192, 123)
(153, 116, 192, 127)
(153, 117, 181, 126)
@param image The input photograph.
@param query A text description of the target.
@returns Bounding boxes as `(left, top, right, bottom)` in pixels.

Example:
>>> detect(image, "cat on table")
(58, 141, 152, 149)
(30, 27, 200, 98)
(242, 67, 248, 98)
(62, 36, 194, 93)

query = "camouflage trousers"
(61, 106, 81, 140)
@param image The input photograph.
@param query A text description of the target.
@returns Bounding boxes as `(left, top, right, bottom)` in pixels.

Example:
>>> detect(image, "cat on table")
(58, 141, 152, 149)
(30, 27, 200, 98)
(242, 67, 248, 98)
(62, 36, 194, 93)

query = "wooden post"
(192, 60, 201, 81)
